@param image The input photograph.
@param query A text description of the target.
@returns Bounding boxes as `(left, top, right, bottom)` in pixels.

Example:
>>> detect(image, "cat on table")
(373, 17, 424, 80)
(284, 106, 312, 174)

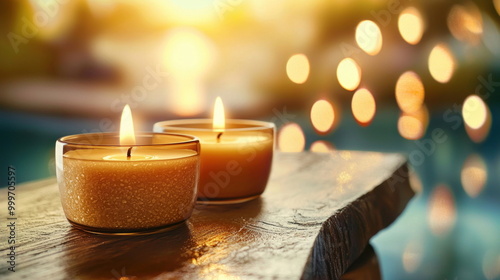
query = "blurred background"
(1, 0, 499, 279)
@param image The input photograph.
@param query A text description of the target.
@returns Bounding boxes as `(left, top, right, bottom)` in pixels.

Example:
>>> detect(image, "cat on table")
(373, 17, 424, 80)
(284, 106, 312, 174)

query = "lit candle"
(154, 97, 275, 204)
(55, 105, 200, 235)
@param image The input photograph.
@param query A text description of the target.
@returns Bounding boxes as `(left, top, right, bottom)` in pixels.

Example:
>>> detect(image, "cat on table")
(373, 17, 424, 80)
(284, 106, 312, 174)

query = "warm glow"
(213, 97, 225, 132)
(310, 141, 334, 153)
(463, 95, 487, 129)
(402, 240, 423, 273)
(398, 7, 424, 45)
(351, 88, 376, 126)
(27, 0, 77, 40)
(447, 3, 483, 45)
(428, 185, 456, 236)
(337, 58, 361, 91)
(278, 123, 305, 152)
(428, 43, 456, 83)
(395, 71, 425, 114)
(120, 104, 136, 145)
(461, 154, 487, 198)
(495, 0, 500, 16)
(286, 54, 310, 84)
(162, 28, 215, 116)
(310, 100, 335, 134)
(355, 20, 383, 55)
(397, 106, 429, 140)
(409, 168, 423, 193)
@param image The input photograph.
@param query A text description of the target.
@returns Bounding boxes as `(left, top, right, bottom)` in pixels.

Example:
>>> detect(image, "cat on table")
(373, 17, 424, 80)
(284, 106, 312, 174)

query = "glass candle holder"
(55, 133, 200, 235)
(154, 119, 274, 204)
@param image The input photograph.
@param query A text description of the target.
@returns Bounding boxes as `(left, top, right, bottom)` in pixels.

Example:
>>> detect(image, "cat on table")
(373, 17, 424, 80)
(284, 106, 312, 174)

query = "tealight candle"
(56, 105, 200, 235)
(154, 97, 275, 204)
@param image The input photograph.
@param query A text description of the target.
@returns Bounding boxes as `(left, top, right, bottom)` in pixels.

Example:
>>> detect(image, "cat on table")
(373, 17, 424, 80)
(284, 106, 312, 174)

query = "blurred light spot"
(402, 240, 423, 273)
(447, 3, 483, 45)
(461, 154, 487, 198)
(278, 123, 305, 152)
(483, 250, 500, 280)
(310, 99, 335, 134)
(428, 43, 456, 83)
(409, 168, 423, 193)
(27, 0, 77, 40)
(398, 105, 429, 140)
(355, 20, 383, 55)
(395, 71, 425, 114)
(337, 58, 361, 91)
(310, 141, 334, 153)
(286, 54, 310, 84)
(428, 185, 456, 236)
(351, 88, 376, 126)
(462, 95, 487, 129)
(162, 28, 215, 116)
(398, 7, 424, 45)
(495, 0, 500, 16)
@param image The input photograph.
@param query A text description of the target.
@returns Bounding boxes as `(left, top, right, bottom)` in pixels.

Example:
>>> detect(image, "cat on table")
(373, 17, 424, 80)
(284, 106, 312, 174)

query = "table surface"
(0, 151, 413, 280)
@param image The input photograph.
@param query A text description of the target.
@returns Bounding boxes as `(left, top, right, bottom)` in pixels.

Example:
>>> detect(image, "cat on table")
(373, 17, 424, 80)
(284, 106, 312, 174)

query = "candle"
(55, 105, 200, 235)
(154, 97, 275, 204)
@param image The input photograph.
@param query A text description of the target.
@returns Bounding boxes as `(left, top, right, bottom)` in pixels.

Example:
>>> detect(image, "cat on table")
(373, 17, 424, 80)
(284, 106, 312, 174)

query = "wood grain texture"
(0, 151, 413, 280)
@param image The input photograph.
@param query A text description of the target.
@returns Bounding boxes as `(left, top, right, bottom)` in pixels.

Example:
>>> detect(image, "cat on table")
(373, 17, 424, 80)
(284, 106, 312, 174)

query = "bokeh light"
(461, 154, 487, 198)
(355, 20, 383, 55)
(397, 105, 429, 140)
(462, 95, 487, 129)
(395, 71, 425, 114)
(428, 43, 456, 83)
(409, 168, 423, 193)
(337, 58, 361, 91)
(495, 0, 500, 16)
(278, 123, 305, 152)
(398, 7, 424, 45)
(428, 185, 457, 236)
(310, 140, 334, 153)
(351, 88, 376, 126)
(286, 54, 310, 84)
(447, 3, 483, 45)
(402, 240, 423, 273)
(310, 99, 335, 134)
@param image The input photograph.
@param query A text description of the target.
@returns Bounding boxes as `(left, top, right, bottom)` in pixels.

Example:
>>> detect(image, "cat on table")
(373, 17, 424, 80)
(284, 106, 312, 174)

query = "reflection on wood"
(0, 151, 413, 280)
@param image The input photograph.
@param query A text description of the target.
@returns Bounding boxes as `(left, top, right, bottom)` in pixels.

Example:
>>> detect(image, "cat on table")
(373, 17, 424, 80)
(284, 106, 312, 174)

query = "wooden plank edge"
(301, 163, 414, 280)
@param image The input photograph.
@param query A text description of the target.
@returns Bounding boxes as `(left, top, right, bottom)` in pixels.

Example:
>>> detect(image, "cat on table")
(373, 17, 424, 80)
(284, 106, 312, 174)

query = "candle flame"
(213, 97, 225, 132)
(120, 104, 136, 145)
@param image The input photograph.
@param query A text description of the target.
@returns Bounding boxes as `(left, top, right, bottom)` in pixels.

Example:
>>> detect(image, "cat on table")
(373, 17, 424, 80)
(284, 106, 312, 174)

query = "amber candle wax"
(56, 133, 200, 234)
(154, 119, 274, 204)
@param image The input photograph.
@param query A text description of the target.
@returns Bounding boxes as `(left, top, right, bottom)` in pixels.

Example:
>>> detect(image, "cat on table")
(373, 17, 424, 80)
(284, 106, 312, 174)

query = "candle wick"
(127, 147, 133, 160)
(217, 132, 223, 143)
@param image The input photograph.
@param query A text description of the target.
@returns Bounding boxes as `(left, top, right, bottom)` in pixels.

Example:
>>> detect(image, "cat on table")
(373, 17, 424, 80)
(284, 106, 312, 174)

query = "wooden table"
(0, 152, 413, 280)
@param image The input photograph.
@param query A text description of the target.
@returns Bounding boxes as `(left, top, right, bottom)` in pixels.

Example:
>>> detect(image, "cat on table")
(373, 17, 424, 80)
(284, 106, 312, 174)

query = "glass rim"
(154, 119, 275, 132)
(57, 132, 199, 147)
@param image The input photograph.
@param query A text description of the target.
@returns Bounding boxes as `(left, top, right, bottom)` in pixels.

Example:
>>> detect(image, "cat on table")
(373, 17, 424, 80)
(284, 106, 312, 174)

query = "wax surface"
(58, 149, 199, 230)
(198, 137, 273, 200)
